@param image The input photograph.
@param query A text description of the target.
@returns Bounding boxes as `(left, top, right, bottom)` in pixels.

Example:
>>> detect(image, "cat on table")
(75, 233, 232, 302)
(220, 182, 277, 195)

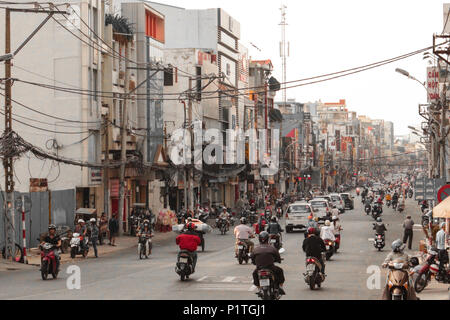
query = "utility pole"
(188, 77, 194, 212)
(2, 6, 65, 261)
(103, 115, 109, 218)
(118, 43, 130, 235)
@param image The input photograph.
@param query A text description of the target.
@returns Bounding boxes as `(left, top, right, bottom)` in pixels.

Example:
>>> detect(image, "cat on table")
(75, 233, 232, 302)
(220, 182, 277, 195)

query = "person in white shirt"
(234, 217, 255, 257)
(320, 220, 335, 241)
(435, 222, 448, 276)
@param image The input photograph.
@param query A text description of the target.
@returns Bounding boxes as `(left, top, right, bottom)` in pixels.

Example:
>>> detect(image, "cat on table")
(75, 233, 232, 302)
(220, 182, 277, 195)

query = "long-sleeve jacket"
(320, 226, 335, 241)
(266, 222, 283, 235)
(251, 244, 281, 268)
(302, 235, 326, 259)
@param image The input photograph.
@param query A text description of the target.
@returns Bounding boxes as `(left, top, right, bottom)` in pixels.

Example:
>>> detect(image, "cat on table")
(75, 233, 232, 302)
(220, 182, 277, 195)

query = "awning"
(433, 196, 450, 218)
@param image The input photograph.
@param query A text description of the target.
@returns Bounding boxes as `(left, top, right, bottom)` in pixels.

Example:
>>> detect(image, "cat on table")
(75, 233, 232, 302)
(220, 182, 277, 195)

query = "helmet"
(313, 217, 319, 222)
(325, 220, 331, 226)
(307, 227, 316, 235)
(48, 224, 56, 230)
(186, 223, 196, 231)
(376, 217, 382, 222)
(332, 216, 338, 221)
(260, 213, 265, 217)
(240, 217, 247, 224)
(308, 215, 313, 220)
(258, 231, 270, 244)
(271, 216, 277, 222)
(391, 239, 404, 252)
(78, 219, 85, 224)
(90, 218, 96, 223)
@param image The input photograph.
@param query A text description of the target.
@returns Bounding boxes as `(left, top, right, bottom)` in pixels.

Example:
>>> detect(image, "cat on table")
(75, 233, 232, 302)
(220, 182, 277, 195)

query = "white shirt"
(320, 226, 336, 241)
(435, 229, 447, 250)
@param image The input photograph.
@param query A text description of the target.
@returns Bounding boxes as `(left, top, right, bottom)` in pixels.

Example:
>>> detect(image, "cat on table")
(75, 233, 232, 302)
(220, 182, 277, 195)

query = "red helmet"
(307, 227, 316, 235)
(260, 213, 265, 216)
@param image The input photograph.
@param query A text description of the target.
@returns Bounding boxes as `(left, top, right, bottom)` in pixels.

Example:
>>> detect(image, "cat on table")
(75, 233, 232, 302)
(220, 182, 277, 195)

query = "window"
(164, 68, 173, 86)
(93, 69, 98, 101)
(196, 67, 202, 101)
(226, 63, 231, 76)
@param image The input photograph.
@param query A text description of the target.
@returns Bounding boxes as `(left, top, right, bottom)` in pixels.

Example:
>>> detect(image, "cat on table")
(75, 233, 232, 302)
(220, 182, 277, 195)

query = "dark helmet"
(391, 239, 404, 252)
(48, 224, 56, 230)
(376, 217, 382, 222)
(258, 231, 270, 244)
(307, 227, 316, 235)
(240, 217, 247, 224)
(271, 216, 277, 222)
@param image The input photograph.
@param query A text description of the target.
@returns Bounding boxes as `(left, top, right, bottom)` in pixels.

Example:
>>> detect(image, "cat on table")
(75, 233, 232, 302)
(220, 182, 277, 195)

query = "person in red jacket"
(176, 223, 201, 270)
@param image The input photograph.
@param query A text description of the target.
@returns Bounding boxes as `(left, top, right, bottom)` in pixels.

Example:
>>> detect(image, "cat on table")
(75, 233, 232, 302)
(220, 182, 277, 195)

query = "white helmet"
(78, 219, 85, 224)
(90, 218, 96, 223)
(332, 216, 338, 221)
(325, 220, 331, 226)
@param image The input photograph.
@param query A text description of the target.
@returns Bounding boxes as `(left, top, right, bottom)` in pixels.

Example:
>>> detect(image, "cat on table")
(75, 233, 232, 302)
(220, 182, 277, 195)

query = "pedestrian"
(435, 222, 449, 276)
(109, 213, 119, 246)
(88, 218, 99, 258)
(402, 215, 414, 250)
(99, 212, 109, 245)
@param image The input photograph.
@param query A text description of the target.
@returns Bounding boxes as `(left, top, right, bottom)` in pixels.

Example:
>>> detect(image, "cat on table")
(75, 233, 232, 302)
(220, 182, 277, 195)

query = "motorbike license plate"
(326, 245, 330, 250)
(260, 279, 270, 287)
(179, 257, 188, 263)
(270, 239, 276, 243)
(306, 264, 315, 271)
(238, 245, 244, 249)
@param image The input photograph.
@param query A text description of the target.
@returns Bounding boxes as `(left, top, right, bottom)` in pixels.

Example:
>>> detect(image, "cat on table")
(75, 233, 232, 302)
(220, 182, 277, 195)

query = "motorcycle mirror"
(278, 248, 286, 254)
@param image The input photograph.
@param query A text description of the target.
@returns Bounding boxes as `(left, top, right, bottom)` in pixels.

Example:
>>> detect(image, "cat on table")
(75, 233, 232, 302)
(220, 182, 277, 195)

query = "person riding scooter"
(302, 227, 327, 274)
(175, 223, 201, 272)
(381, 239, 419, 300)
(234, 217, 255, 258)
(137, 221, 153, 255)
(373, 217, 387, 235)
(41, 224, 61, 270)
(251, 231, 285, 295)
(267, 216, 283, 248)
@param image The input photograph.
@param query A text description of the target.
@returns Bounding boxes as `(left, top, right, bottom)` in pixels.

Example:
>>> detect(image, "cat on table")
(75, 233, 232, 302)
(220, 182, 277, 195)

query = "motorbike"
(70, 233, 89, 258)
(364, 203, 372, 215)
(216, 218, 229, 235)
(269, 233, 282, 250)
(236, 239, 251, 265)
(303, 254, 325, 290)
(276, 206, 283, 219)
(175, 250, 195, 281)
(334, 234, 341, 252)
(39, 242, 59, 280)
(372, 203, 382, 220)
(420, 202, 429, 214)
(323, 239, 334, 260)
(392, 199, 398, 211)
(397, 203, 405, 213)
(414, 249, 450, 293)
(137, 234, 153, 259)
(264, 208, 272, 220)
(408, 189, 413, 198)
(373, 232, 385, 251)
(385, 259, 411, 300)
(386, 200, 391, 208)
(198, 208, 210, 223)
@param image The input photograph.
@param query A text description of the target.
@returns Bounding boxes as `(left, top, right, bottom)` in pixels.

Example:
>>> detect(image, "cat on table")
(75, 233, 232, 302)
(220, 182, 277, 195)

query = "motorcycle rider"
(381, 239, 419, 300)
(332, 216, 342, 236)
(234, 217, 255, 257)
(137, 220, 153, 255)
(88, 218, 99, 258)
(267, 216, 283, 248)
(175, 223, 201, 271)
(251, 231, 286, 295)
(330, 204, 340, 217)
(302, 227, 327, 274)
(218, 207, 231, 229)
(41, 224, 61, 269)
(392, 191, 399, 208)
(75, 219, 88, 251)
(320, 220, 336, 242)
(257, 213, 268, 234)
(373, 217, 387, 236)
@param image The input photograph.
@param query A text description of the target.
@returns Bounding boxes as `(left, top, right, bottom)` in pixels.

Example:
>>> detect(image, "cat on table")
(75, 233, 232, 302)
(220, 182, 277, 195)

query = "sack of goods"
(172, 218, 212, 234)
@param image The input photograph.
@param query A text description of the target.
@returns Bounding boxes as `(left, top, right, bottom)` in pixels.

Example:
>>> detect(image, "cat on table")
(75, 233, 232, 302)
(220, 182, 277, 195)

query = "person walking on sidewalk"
(402, 215, 415, 250)
(88, 218, 99, 258)
(435, 222, 449, 278)
(109, 213, 119, 246)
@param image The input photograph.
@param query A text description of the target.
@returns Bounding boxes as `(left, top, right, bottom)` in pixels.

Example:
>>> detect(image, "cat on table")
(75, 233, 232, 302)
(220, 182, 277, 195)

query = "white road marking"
(248, 285, 257, 291)
(222, 276, 236, 282)
(368, 238, 374, 241)
(196, 276, 208, 282)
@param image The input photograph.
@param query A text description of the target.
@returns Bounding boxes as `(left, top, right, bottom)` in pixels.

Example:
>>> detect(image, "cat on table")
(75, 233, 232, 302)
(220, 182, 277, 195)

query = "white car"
(329, 193, 345, 213)
(308, 199, 331, 223)
(285, 202, 313, 233)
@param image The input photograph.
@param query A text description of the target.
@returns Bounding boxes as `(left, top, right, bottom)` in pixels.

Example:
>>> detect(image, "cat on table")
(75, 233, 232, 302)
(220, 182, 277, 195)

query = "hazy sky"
(152, 0, 445, 135)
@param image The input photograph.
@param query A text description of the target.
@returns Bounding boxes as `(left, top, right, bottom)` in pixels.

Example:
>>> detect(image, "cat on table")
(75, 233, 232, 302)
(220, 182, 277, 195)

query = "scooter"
(70, 233, 89, 258)
(39, 242, 59, 280)
(255, 248, 285, 300)
(364, 203, 372, 215)
(373, 232, 385, 251)
(414, 248, 450, 292)
(175, 250, 195, 281)
(236, 239, 251, 265)
(137, 234, 153, 259)
(269, 233, 282, 250)
(323, 239, 335, 260)
(303, 253, 325, 290)
(385, 259, 411, 300)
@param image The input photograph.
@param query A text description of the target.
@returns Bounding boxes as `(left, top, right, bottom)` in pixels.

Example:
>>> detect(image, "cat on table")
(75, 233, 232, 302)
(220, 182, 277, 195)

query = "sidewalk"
(0, 259, 36, 272)
(417, 281, 449, 300)
(24, 230, 176, 267)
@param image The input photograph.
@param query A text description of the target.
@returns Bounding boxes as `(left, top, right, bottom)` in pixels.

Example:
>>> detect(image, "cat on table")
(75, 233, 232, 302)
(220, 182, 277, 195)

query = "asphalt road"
(0, 192, 424, 300)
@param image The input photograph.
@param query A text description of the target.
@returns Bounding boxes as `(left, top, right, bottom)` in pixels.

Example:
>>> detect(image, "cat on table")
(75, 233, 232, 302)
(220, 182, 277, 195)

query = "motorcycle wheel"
(377, 247, 382, 251)
(82, 249, 88, 258)
(238, 252, 243, 265)
(309, 274, 316, 290)
(262, 289, 270, 300)
(201, 238, 205, 252)
(326, 252, 332, 261)
(180, 273, 186, 281)
(414, 272, 428, 293)
(41, 261, 48, 280)
(52, 268, 58, 279)
(138, 244, 143, 260)
(70, 247, 76, 259)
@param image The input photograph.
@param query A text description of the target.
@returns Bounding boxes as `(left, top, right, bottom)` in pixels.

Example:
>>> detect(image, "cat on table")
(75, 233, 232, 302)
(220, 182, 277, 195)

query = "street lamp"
(395, 68, 427, 90)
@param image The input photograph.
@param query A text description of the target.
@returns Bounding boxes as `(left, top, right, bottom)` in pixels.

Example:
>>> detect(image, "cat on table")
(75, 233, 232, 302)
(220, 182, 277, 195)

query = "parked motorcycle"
(175, 250, 195, 281)
(303, 254, 325, 290)
(414, 248, 450, 293)
(138, 234, 153, 259)
(323, 239, 334, 260)
(39, 242, 59, 280)
(373, 232, 385, 251)
(70, 233, 89, 258)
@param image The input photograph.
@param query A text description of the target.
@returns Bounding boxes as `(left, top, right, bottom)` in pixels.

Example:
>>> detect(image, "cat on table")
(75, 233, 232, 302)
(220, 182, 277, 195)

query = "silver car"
(285, 203, 313, 233)
(308, 199, 331, 223)
(329, 193, 345, 213)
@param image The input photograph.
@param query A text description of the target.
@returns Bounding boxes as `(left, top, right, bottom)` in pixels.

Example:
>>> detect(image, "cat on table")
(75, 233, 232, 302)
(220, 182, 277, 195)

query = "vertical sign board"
(427, 67, 440, 103)
(414, 177, 445, 202)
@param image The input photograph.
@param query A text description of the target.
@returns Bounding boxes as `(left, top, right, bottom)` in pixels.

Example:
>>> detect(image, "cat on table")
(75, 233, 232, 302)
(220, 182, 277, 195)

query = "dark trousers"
(252, 265, 285, 287)
(91, 237, 98, 257)
(403, 229, 413, 250)
(438, 249, 449, 274)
